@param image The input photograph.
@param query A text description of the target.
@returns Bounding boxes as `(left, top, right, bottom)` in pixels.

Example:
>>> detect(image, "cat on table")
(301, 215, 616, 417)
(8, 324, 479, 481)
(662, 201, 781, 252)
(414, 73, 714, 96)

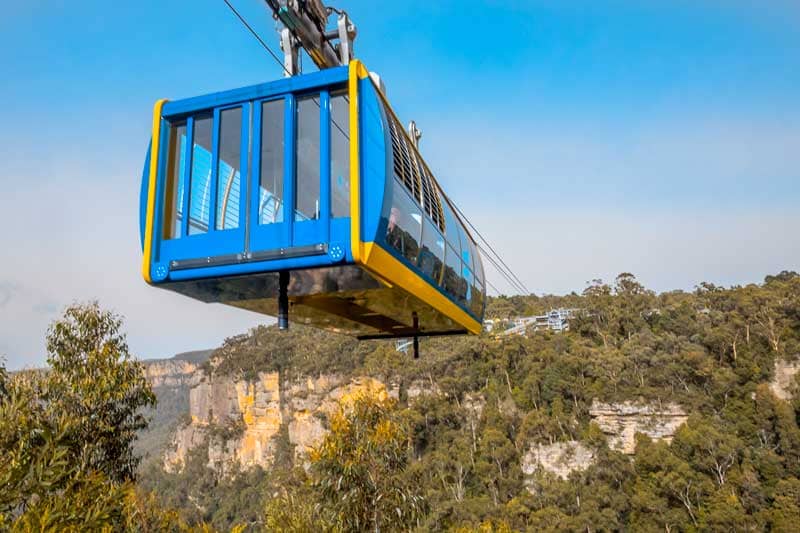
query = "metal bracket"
(335, 12, 356, 65)
(408, 121, 422, 148)
(280, 27, 299, 76)
(266, 0, 357, 75)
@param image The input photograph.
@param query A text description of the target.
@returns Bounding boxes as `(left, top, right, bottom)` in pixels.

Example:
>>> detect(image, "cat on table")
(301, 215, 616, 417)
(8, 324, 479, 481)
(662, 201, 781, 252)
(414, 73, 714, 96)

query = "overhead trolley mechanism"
(264, 0, 357, 75)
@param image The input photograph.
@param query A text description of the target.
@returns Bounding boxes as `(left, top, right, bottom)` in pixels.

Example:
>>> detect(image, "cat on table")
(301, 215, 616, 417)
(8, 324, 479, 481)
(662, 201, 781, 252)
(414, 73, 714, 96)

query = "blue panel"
(147, 68, 359, 285)
(180, 116, 194, 238)
(319, 91, 331, 243)
(140, 143, 150, 250)
(249, 96, 291, 253)
(162, 67, 349, 118)
(155, 110, 247, 267)
(292, 92, 326, 247)
(169, 253, 344, 282)
(358, 78, 388, 244)
(330, 217, 352, 262)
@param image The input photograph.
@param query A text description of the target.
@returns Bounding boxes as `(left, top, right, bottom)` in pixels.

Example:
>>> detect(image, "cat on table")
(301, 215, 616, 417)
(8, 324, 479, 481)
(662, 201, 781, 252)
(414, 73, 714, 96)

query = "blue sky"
(1, 0, 798, 368)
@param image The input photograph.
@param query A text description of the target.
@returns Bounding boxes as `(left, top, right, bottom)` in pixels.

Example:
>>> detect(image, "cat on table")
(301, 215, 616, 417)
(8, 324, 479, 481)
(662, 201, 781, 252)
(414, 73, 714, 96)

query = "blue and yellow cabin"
(140, 60, 485, 339)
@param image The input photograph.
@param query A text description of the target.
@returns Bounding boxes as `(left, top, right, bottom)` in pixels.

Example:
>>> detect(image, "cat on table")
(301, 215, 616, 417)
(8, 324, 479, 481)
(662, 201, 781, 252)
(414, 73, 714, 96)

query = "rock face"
(769, 358, 800, 401)
(164, 371, 395, 473)
(589, 400, 688, 454)
(522, 441, 595, 481)
(137, 352, 212, 460)
(145, 358, 203, 389)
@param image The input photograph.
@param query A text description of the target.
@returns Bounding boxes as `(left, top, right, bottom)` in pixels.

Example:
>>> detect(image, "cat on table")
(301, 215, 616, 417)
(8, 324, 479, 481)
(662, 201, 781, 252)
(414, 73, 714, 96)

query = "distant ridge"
(144, 349, 214, 365)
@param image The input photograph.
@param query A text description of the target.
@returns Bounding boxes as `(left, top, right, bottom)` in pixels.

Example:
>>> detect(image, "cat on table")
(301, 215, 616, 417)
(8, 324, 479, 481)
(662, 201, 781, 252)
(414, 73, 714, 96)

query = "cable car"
(140, 60, 485, 340)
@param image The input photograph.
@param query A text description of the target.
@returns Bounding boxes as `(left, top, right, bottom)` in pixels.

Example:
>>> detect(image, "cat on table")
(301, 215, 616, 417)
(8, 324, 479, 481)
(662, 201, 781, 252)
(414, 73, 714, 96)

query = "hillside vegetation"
(1, 273, 798, 530)
(135, 271, 800, 532)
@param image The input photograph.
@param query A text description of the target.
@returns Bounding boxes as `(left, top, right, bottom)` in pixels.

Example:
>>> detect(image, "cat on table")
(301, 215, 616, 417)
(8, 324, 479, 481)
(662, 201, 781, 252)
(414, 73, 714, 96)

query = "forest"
(1, 271, 799, 532)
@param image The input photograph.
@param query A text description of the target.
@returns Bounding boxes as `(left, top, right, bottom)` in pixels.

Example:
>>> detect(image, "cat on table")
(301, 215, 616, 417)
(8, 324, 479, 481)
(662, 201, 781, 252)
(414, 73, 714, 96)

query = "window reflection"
(418, 218, 444, 283)
(216, 107, 242, 230)
(442, 201, 461, 258)
(163, 122, 186, 239)
(295, 96, 320, 221)
(385, 182, 421, 265)
(443, 244, 466, 304)
(188, 115, 213, 235)
(330, 91, 350, 218)
(471, 278, 485, 317)
(260, 100, 285, 225)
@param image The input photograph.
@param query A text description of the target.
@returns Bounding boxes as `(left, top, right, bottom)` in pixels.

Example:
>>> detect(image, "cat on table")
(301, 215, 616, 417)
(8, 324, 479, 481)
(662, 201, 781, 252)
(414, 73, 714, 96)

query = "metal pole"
(278, 270, 290, 330)
(412, 313, 419, 359)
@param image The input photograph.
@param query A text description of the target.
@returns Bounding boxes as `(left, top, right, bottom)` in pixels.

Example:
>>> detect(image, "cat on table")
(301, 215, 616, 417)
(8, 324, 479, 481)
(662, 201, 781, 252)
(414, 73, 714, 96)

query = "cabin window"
(386, 181, 421, 265)
(163, 122, 186, 239)
(471, 276, 485, 317)
(443, 244, 465, 302)
(468, 239, 482, 281)
(462, 266, 474, 307)
(188, 114, 213, 235)
(330, 90, 350, 218)
(459, 232, 471, 274)
(458, 231, 475, 307)
(259, 100, 285, 225)
(442, 201, 461, 257)
(295, 95, 321, 221)
(215, 107, 242, 230)
(418, 218, 444, 283)
(383, 100, 444, 231)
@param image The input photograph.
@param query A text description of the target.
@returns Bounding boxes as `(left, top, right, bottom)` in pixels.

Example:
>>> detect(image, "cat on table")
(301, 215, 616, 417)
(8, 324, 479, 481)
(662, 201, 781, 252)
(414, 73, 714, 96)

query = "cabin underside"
(163, 265, 467, 338)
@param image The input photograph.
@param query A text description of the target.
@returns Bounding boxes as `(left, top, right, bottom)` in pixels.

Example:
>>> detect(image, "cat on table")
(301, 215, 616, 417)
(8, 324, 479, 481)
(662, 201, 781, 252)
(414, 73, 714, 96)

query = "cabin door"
(157, 104, 250, 269)
(249, 93, 331, 254)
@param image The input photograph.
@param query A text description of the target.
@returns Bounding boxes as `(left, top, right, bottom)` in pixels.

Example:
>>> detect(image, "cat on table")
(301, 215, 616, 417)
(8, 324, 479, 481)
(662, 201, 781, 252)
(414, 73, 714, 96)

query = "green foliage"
(207, 324, 372, 380)
(138, 444, 269, 531)
(0, 302, 191, 531)
(45, 301, 156, 482)
(142, 271, 800, 531)
(266, 392, 426, 532)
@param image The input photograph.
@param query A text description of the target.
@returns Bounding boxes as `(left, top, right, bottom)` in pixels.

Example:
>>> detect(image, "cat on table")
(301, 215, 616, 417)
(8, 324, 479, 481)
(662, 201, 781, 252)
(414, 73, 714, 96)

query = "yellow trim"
(141, 98, 169, 283)
(363, 243, 482, 334)
(348, 60, 369, 265)
(347, 59, 480, 335)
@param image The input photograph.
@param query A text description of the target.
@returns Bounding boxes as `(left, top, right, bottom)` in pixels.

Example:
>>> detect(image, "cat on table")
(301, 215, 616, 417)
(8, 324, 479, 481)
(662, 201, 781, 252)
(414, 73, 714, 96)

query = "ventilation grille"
(386, 111, 444, 231)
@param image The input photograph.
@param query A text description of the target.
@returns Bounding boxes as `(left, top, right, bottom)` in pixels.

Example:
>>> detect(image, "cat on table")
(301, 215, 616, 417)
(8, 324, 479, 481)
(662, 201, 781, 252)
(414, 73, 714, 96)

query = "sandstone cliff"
(164, 370, 396, 473)
(589, 400, 688, 454)
(162, 360, 694, 481)
(522, 441, 596, 482)
(520, 401, 688, 485)
(769, 357, 800, 401)
(136, 350, 212, 459)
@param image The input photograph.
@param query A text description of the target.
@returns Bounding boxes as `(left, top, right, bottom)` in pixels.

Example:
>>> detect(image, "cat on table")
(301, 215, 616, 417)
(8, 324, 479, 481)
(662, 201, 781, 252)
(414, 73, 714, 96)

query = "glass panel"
(442, 200, 461, 257)
(443, 244, 465, 303)
(385, 182, 421, 265)
(459, 230, 474, 307)
(471, 277, 485, 317)
(469, 238, 483, 282)
(188, 114, 213, 235)
(259, 100, 285, 225)
(295, 96, 320, 221)
(463, 265, 474, 307)
(215, 107, 242, 230)
(163, 122, 186, 239)
(418, 218, 444, 283)
(330, 90, 350, 218)
(459, 230, 472, 277)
